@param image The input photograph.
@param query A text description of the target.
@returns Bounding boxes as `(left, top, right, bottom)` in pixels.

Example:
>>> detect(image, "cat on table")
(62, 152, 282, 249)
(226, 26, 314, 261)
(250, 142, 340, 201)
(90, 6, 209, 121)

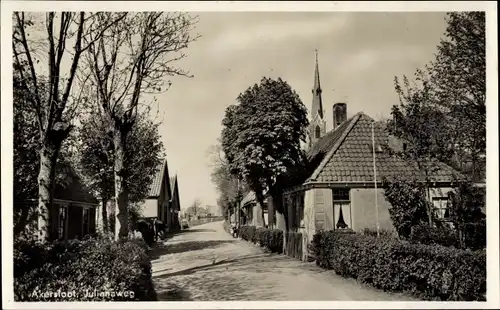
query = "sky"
(156, 12, 448, 214)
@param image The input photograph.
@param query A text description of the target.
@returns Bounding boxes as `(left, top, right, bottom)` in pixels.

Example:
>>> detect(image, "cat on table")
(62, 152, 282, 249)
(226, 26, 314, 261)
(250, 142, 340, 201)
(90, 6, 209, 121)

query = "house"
(169, 175, 181, 232)
(138, 158, 172, 229)
(273, 52, 463, 260)
(17, 164, 99, 242)
(241, 191, 268, 227)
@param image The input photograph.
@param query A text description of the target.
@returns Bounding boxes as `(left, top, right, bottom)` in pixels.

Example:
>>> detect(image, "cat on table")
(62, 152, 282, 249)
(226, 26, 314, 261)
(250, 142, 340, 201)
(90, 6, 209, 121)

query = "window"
(433, 197, 450, 220)
(58, 206, 68, 240)
(315, 125, 321, 138)
(82, 208, 90, 236)
(332, 189, 351, 230)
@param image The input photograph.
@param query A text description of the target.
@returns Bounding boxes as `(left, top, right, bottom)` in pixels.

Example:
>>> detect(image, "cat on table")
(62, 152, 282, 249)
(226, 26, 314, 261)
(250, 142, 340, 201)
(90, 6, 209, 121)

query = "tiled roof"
(53, 164, 98, 204)
(148, 159, 168, 197)
(307, 115, 355, 161)
(241, 191, 268, 207)
(241, 191, 256, 206)
(307, 112, 462, 184)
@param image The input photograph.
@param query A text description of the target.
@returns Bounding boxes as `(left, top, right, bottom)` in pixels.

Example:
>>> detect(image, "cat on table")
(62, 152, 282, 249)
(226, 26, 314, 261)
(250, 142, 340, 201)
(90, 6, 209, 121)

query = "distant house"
(241, 191, 268, 227)
(16, 165, 99, 242)
(138, 159, 172, 228)
(169, 175, 181, 232)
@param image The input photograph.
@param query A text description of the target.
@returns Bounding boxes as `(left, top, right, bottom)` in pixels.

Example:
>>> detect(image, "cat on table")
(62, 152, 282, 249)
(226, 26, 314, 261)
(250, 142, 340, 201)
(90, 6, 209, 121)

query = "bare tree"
(12, 12, 125, 241)
(83, 12, 200, 239)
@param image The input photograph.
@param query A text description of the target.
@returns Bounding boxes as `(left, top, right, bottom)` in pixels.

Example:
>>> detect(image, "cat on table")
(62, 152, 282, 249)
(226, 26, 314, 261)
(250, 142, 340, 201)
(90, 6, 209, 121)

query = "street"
(151, 221, 416, 301)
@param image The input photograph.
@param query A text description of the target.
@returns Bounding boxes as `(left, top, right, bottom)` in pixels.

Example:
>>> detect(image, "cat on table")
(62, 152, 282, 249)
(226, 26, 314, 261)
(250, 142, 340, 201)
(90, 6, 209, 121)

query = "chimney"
(333, 103, 347, 129)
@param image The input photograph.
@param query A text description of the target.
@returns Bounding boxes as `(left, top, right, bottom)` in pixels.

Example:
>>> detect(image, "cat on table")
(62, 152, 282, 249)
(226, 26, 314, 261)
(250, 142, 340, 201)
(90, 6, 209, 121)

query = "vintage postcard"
(1, 1, 498, 309)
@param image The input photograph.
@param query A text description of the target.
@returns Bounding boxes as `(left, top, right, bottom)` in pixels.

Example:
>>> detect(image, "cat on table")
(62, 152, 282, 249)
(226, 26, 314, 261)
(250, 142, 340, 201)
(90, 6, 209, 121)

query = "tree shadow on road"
(164, 228, 218, 239)
(153, 252, 276, 280)
(149, 240, 235, 260)
(155, 283, 193, 301)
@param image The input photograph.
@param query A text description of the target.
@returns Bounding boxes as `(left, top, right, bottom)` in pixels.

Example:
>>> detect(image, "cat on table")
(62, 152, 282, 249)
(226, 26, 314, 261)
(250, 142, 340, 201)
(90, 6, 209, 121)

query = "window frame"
(332, 188, 352, 230)
(432, 196, 451, 221)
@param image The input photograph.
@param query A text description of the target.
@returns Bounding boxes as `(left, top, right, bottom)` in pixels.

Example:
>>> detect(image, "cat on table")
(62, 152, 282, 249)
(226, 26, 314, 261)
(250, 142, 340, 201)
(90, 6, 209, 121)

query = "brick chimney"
(333, 103, 347, 129)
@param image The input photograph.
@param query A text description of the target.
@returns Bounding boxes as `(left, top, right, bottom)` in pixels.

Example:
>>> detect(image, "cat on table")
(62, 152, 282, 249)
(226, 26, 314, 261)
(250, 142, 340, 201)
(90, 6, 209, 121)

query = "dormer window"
(315, 125, 321, 138)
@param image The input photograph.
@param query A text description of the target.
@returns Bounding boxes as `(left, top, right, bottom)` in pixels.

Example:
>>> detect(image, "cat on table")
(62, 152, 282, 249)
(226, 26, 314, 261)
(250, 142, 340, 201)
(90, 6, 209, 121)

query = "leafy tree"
(221, 77, 309, 230)
(82, 12, 199, 239)
(430, 12, 486, 180)
(448, 179, 486, 250)
(208, 141, 249, 222)
(12, 12, 126, 241)
(77, 110, 165, 233)
(382, 176, 431, 239)
(391, 12, 485, 183)
(13, 73, 79, 239)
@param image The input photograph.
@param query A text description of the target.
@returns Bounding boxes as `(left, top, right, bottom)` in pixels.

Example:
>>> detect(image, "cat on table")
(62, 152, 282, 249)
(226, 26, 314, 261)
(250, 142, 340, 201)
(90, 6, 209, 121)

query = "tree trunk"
(101, 196, 109, 234)
(37, 144, 59, 242)
(113, 128, 129, 240)
(261, 204, 266, 228)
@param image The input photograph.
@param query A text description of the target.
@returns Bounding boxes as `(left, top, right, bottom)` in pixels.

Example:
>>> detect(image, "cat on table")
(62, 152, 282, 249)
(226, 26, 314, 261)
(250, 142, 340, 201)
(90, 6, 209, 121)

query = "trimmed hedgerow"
(311, 230, 486, 301)
(14, 236, 157, 301)
(239, 225, 256, 242)
(239, 225, 283, 254)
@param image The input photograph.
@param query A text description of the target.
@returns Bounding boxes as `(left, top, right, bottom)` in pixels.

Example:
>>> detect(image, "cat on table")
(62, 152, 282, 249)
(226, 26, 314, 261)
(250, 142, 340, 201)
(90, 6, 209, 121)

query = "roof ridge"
(308, 112, 363, 182)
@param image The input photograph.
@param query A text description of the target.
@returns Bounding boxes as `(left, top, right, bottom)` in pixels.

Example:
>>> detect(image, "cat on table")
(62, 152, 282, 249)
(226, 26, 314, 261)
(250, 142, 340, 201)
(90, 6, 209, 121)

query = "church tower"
(307, 50, 326, 149)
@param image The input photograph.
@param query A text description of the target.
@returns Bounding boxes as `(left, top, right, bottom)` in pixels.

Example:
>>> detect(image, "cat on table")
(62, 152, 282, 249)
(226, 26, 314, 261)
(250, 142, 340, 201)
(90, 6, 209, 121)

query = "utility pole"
(371, 120, 380, 238)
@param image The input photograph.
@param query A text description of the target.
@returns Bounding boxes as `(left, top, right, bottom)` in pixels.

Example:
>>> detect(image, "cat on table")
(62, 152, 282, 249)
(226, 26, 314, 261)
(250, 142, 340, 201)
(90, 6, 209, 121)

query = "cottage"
(273, 53, 463, 260)
(16, 164, 99, 242)
(138, 158, 172, 229)
(241, 191, 268, 227)
(169, 175, 182, 232)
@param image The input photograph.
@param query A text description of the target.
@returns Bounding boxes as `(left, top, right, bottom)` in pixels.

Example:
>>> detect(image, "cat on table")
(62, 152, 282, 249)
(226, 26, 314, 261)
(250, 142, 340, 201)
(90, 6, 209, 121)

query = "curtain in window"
(334, 202, 351, 229)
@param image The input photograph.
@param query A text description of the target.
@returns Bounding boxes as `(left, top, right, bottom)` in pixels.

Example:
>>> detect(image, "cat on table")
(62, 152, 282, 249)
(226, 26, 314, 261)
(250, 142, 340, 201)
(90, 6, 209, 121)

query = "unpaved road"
(151, 221, 417, 301)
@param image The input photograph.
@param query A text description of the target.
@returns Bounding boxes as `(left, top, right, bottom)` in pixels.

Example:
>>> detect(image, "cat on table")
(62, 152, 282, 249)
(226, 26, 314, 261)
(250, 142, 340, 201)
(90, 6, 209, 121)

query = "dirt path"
(151, 221, 417, 301)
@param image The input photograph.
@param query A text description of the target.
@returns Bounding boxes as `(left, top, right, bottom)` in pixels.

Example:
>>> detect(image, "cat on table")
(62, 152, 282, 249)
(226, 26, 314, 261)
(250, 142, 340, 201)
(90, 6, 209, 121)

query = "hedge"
(311, 231, 486, 301)
(14, 236, 157, 301)
(239, 226, 283, 254)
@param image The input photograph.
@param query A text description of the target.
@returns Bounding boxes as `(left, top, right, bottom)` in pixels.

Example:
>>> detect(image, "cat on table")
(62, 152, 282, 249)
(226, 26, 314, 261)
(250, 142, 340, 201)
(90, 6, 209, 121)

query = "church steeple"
(311, 49, 323, 119)
(306, 49, 327, 150)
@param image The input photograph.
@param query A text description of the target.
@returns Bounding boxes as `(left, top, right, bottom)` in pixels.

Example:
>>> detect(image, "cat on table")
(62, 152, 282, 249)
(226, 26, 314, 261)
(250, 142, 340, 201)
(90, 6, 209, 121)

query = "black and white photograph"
(1, 1, 498, 308)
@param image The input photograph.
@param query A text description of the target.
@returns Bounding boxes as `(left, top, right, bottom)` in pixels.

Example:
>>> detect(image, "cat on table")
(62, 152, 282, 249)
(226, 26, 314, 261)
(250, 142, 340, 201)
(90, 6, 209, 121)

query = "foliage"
(208, 142, 250, 220)
(220, 77, 309, 219)
(12, 12, 125, 240)
(360, 228, 396, 239)
(448, 180, 486, 250)
(409, 223, 460, 248)
(14, 236, 157, 301)
(382, 177, 430, 239)
(391, 12, 485, 182)
(311, 231, 486, 301)
(239, 226, 283, 254)
(77, 110, 165, 204)
(82, 12, 200, 239)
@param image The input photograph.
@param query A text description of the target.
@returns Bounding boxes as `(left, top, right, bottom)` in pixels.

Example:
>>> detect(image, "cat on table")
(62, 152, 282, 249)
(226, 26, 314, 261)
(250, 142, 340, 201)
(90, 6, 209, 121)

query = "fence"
(284, 231, 303, 260)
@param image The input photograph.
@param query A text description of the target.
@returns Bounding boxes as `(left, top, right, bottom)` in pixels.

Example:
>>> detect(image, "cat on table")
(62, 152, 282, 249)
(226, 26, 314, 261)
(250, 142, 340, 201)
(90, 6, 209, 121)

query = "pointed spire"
(312, 49, 323, 119)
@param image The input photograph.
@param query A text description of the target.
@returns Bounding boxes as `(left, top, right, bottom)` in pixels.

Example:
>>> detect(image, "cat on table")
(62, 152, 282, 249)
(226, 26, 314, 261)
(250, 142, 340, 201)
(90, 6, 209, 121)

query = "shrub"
(239, 226, 283, 254)
(383, 177, 431, 239)
(259, 229, 283, 253)
(409, 223, 460, 248)
(239, 225, 256, 242)
(361, 228, 396, 239)
(311, 231, 486, 301)
(14, 236, 157, 301)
